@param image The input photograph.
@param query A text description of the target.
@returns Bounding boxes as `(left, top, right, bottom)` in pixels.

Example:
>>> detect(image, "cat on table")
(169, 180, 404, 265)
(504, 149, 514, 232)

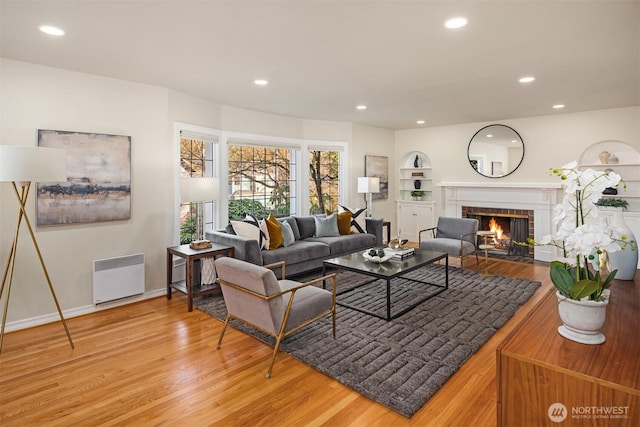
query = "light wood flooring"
(0, 255, 553, 426)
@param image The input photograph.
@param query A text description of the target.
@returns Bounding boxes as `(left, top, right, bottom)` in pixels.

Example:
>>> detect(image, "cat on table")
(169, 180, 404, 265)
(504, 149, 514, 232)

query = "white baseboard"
(3, 288, 167, 333)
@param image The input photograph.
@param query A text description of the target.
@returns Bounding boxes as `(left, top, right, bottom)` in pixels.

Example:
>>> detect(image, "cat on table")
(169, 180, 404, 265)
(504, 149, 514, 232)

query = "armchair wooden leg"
(216, 314, 231, 349)
(475, 251, 480, 266)
(460, 256, 464, 271)
(332, 309, 336, 339)
(266, 332, 285, 379)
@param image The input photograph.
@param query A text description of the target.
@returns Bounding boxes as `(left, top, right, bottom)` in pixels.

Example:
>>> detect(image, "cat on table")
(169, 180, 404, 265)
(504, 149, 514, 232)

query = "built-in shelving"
(398, 151, 434, 201)
(578, 141, 640, 212)
(397, 151, 436, 242)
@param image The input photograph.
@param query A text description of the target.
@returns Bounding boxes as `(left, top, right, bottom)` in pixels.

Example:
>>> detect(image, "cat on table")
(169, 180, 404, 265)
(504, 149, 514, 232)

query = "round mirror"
(467, 124, 524, 178)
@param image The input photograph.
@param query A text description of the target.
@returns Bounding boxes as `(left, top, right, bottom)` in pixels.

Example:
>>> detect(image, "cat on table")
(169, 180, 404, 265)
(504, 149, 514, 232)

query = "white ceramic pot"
(556, 291, 609, 345)
(608, 211, 638, 280)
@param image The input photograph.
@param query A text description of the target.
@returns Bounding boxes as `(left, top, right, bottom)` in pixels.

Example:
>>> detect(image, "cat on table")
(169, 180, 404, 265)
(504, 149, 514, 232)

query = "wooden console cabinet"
(497, 277, 640, 426)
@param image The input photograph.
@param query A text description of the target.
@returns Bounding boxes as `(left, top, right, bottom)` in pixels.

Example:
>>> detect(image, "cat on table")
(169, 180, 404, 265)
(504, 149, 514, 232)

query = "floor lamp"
(357, 177, 380, 218)
(180, 177, 220, 249)
(0, 145, 74, 354)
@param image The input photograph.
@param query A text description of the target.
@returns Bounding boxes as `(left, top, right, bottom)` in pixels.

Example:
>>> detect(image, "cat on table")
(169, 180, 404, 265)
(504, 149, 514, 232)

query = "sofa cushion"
(307, 232, 376, 254)
(327, 209, 353, 235)
(295, 216, 316, 239)
(231, 220, 266, 249)
(261, 240, 330, 266)
(280, 221, 296, 247)
(265, 213, 283, 250)
(278, 216, 301, 241)
(315, 213, 340, 237)
(421, 238, 476, 256)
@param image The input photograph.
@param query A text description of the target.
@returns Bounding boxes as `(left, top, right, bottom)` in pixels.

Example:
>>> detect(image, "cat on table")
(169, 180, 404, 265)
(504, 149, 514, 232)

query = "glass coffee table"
(322, 249, 448, 321)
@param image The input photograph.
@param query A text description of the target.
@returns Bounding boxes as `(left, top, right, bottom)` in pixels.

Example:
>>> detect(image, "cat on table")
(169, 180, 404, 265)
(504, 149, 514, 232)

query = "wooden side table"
(166, 243, 234, 311)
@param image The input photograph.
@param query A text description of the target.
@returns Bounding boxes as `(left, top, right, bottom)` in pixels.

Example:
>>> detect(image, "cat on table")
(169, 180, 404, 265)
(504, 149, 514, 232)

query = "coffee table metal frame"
(322, 249, 449, 321)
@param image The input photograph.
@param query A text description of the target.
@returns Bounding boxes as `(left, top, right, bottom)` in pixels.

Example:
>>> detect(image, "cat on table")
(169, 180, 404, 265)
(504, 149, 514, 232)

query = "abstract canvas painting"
(365, 155, 388, 200)
(37, 129, 131, 225)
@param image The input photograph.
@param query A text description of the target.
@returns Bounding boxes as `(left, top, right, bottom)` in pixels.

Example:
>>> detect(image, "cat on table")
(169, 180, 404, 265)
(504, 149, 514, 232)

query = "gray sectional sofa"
(206, 215, 383, 277)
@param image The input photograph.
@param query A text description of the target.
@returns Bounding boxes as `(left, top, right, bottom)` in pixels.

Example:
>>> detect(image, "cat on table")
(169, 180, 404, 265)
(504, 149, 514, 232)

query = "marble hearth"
(438, 182, 562, 262)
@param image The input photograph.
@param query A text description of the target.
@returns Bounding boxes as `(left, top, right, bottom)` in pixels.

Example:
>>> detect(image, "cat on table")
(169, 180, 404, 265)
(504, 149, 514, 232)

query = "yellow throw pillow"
(265, 213, 283, 250)
(327, 210, 353, 235)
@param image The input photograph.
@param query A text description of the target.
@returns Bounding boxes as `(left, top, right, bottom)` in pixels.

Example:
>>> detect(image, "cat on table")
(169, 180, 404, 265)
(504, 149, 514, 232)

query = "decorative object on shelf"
(608, 153, 619, 164)
(0, 145, 74, 353)
(181, 177, 220, 250)
(596, 197, 628, 211)
(518, 161, 634, 344)
(413, 154, 421, 168)
(413, 180, 421, 189)
(607, 211, 638, 280)
(411, 171, 424, 177)
(410, 190, 425, 201)
(602, 187, 618, 195)
(598, 150, 611, 164)
(556, 290, 609, 344)
(357, 176, 380, 217)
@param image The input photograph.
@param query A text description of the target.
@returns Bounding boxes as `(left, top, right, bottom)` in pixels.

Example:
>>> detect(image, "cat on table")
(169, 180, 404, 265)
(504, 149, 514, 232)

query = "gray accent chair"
(215, 257, 337, 379)
(419, 217, 480, 270)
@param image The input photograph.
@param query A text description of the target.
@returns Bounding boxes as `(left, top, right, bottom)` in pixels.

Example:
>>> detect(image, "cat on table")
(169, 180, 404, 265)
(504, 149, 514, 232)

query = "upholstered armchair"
(419, 217, 480, 270)
(215, 257, 337, 378)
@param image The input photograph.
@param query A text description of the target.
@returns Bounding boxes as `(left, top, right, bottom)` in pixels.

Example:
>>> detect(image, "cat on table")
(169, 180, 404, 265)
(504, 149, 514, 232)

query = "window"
(179, 132, 217, 243)
(227, 144, 297, 220)
(309, 150, 341, 214)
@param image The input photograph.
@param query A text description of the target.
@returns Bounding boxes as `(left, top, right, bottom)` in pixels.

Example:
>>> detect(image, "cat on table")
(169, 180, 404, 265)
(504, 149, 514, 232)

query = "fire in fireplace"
(464, 209, 533, 258)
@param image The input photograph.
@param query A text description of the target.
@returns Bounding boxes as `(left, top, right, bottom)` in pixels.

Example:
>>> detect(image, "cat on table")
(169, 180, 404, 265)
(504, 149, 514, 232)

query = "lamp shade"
(180, 177, 220, 202)
(0, 145, 67, 182)
(357, 176, 380, 194)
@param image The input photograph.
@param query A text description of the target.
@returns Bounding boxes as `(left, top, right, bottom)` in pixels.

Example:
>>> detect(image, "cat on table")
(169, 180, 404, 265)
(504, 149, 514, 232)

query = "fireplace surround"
(438, 182, 561, 262)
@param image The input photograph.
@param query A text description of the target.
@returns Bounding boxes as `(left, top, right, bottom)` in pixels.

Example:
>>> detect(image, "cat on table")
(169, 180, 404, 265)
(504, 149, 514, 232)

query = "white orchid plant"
(523, 161, 635, 302)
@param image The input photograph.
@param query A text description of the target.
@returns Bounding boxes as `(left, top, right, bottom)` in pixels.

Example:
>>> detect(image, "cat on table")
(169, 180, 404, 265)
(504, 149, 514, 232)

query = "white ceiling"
(1, 0, 638, 130)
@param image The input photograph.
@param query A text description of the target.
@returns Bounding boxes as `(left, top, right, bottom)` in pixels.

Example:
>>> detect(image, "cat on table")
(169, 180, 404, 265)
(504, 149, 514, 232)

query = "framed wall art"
(36, 129, 132, 226)
(364, 155, 388, 200)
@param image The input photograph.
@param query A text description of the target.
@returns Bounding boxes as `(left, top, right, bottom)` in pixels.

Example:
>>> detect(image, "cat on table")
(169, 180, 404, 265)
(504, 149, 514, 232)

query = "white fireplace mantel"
(437, 182, 562, 262)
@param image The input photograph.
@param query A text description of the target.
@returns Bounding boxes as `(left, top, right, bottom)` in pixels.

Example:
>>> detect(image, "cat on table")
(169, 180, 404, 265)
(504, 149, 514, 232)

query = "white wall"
(0, 59, 395, 328)
(395, 106, 640, 219)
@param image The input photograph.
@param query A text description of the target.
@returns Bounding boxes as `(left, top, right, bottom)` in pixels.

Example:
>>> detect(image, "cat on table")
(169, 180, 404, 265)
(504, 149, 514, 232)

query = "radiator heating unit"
(93, 253, 145, 304)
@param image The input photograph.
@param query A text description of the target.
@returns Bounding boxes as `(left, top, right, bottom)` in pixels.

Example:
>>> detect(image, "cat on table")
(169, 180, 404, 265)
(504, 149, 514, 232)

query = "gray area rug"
(196, 264, 540, 417)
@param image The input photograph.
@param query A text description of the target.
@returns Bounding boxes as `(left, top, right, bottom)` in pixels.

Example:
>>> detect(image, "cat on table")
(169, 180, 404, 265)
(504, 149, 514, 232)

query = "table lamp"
(357, 176, 380, 218)
(180, 177, 220, 249)
(0, 145, 74, 353)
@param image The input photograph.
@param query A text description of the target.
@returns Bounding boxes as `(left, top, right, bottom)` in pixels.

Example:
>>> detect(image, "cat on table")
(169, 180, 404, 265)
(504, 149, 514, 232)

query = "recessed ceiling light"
(445, 17, 468, 29)
(519, 76, 535, 83)
(553, 104, 565, 109)
(39, 25, 65, 36)
(486, 134, 493, 138)
(254, 79, 268, 86)
(356, 105, 367, 110)
(416, 120, 425, 124)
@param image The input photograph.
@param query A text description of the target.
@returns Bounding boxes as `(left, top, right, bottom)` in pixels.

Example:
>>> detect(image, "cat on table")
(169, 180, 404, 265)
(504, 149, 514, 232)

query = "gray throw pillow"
(279, 216, 301, 240)
(280, 221, 296, 247)
(314, 213, 340, 237)
(295, 216, 316, 239)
